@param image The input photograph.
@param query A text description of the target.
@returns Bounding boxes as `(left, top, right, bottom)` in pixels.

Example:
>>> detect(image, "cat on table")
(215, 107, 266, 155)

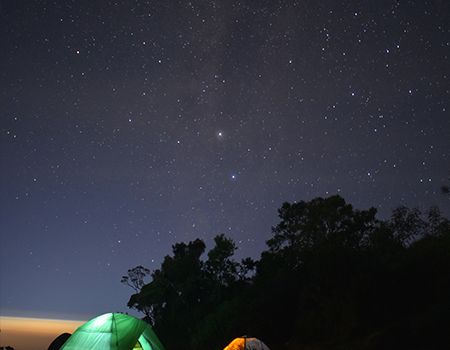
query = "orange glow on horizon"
(0, 316, 86, 350)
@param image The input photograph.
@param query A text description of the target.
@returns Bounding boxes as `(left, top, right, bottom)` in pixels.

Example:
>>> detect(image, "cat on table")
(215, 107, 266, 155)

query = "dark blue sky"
(1, 0, 449, 321)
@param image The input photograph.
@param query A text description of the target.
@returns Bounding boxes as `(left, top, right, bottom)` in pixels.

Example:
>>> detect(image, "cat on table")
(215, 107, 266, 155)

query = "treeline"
(123, 195, 450, 350)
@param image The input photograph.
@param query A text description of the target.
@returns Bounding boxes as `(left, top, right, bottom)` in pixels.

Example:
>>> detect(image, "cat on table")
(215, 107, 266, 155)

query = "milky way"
(1, 0, 449, 320)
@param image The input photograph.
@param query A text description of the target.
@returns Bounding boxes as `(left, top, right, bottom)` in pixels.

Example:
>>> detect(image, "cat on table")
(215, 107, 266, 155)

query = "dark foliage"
(442, 185, 450, 195)
(124, 195, 450, 350)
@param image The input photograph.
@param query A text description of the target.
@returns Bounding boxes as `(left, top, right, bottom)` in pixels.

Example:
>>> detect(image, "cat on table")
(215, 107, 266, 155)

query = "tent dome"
(223, 337, 270, 350)
(48, 333, 71, 350)
(59, 313, 164, 350)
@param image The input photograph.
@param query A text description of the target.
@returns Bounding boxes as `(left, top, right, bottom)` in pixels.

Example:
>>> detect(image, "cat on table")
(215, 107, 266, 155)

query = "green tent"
(60, 313, 164, 350)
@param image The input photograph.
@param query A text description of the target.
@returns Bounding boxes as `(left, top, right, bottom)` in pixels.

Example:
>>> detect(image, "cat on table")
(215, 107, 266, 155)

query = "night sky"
(1, 0, 449, 322)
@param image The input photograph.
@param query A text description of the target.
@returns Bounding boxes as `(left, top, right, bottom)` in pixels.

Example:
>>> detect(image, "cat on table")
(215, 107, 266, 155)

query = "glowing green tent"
(59, 313, 164, 350)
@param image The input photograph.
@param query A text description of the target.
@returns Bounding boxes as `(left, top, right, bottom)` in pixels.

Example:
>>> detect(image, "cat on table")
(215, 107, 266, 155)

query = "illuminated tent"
(223, 337, 270, 350)
(59, 313, 164, 350)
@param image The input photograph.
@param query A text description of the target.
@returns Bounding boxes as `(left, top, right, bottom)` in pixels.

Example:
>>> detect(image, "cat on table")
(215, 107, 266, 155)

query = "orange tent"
(223, 337, 270, 350)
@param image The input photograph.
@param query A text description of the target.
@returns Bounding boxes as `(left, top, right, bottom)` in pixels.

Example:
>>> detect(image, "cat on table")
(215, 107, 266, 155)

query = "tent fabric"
(59, 313, 164, 350)
(223, 337, 270, 350)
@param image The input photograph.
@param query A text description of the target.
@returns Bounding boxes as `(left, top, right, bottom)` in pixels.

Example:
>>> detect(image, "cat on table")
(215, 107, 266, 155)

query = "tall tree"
(206, 234, 238, 284)
(121, 265, 152, 319)
(125, 235, 250, 350)
(127, 239, 206, 327)
(441, 171, 450, 195)
(254, 195, 379, 346)
(266, 195, 378, 260)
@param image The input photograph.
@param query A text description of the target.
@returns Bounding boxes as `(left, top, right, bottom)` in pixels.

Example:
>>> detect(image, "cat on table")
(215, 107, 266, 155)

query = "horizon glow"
(0, 316, 85, 350)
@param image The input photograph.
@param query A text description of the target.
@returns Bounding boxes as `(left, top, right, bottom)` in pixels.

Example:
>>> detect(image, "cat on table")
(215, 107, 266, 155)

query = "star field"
(1, 0, 449, 320)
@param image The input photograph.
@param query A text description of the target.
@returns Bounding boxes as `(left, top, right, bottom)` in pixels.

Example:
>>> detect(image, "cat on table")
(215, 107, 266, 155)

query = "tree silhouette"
(441, 171, 450, 195)
(126, 239, 206, 328)
(123, 196, 450, 350)
(121, 265, 150, 293)
(121, 265, 151, 319)
(267, 194, 378, 258)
